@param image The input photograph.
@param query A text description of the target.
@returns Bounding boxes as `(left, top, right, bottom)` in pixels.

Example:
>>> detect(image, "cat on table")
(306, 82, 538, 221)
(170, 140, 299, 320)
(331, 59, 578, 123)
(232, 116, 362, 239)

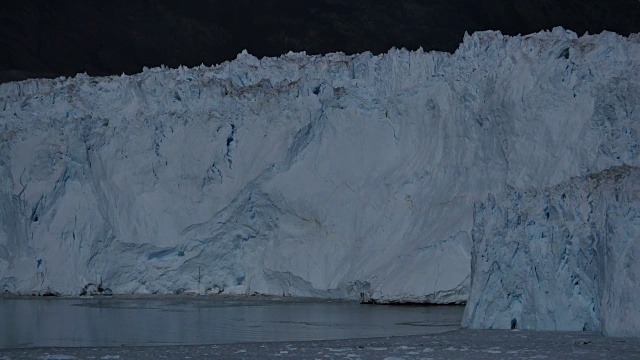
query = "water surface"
(0, 297, 463, 348)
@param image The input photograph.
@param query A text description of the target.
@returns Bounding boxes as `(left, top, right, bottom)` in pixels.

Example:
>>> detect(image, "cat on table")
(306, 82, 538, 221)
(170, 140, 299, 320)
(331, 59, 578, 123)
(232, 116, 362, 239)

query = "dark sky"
(1, 0, 640, 82)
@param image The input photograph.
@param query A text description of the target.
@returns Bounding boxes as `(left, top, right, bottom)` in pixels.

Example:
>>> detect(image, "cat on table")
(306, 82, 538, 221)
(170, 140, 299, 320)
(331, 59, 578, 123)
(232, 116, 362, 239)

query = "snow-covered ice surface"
(463, 165, 640, 337)
(0, 27, 639, 307)
(2, 330, 640, 359)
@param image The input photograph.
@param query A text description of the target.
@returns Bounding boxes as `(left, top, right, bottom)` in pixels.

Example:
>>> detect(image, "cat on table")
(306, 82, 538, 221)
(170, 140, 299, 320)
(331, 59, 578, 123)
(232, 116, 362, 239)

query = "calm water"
(0, 297, 463, 349)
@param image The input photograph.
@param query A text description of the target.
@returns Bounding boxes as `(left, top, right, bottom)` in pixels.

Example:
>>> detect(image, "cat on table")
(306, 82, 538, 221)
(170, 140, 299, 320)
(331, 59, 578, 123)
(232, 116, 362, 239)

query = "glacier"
(0, 27, 638, 317)
(462, 165, 640, 337)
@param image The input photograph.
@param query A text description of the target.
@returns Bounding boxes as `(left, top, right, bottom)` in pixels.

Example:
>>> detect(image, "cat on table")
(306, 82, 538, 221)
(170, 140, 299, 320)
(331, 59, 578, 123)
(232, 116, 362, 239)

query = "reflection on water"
(0, 297, 463, 348)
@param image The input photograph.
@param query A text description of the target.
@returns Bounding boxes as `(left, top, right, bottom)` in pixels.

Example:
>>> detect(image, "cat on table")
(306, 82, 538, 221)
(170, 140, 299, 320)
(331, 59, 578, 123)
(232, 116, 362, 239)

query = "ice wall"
(463, 166, 640, 337)
(0, 28, 638, 304)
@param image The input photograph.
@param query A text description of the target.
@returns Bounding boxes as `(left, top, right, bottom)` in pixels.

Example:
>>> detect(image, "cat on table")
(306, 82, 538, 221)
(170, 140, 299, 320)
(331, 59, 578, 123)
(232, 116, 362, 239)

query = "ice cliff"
(463, 165, 640, 337)
(0, 28, 638, 310)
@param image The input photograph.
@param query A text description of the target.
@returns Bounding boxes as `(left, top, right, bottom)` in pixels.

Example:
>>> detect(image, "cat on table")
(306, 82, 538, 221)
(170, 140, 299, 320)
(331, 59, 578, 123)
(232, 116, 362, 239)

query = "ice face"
(0, 28, 638, 310)
(463, 165, 640, 337)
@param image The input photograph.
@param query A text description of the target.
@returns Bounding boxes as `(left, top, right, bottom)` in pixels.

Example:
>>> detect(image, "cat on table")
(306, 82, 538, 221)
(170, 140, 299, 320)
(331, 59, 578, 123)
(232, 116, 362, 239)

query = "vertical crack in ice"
(225, 123, 237, 169)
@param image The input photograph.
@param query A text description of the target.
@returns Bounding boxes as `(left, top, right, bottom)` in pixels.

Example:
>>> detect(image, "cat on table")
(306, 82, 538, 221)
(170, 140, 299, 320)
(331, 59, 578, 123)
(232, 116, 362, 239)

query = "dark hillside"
(1, 0, 639, 82)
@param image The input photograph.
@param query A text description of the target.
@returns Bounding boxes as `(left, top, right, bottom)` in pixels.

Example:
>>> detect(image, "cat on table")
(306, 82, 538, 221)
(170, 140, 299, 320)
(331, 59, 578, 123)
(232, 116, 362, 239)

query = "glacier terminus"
(0, 27, 639, 335)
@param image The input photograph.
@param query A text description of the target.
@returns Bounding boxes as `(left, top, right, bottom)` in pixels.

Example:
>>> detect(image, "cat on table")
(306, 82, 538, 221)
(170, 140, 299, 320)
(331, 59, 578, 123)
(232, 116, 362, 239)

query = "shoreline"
(0, 293, 466, 306)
